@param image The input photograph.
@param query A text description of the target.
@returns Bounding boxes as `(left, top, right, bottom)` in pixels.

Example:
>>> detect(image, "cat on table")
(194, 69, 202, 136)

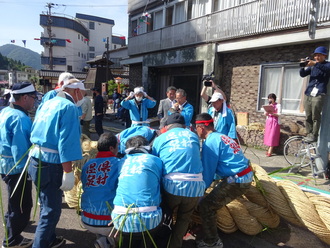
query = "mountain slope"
(0, 44, 41, 70)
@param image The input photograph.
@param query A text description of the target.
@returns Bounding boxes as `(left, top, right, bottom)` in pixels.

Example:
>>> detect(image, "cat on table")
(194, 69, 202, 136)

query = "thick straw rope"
(191, 163, 330, 245)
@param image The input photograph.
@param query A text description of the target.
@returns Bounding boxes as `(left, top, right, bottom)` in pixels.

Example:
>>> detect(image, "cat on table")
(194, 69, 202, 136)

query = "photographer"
(200, 79, 237, 139)
(299, 46, 330, 142)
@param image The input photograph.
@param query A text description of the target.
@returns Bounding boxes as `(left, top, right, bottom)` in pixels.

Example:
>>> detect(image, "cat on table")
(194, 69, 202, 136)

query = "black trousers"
(1, 173, 32, 246)
(95, 114, 104, 136)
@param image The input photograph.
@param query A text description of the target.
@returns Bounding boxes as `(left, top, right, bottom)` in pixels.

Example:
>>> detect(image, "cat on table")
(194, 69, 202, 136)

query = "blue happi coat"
(0, 106, 32, 175)
(29, 94, 82, 163)
(81, 152, 121, 226)
(152, 127, 205, 197)
(111, 153, 162, 233)
(202, 132, 253, 188)
(121, 98, 156, 126)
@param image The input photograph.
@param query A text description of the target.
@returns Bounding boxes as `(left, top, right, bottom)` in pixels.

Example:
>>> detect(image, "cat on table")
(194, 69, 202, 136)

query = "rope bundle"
(192, 163, 330, 245)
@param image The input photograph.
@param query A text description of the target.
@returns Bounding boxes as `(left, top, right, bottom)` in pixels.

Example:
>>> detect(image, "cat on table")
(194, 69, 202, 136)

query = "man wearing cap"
(194, 113, 253, 248)
(91, 88, 104, 136)
(300, 46, 330, 142)
(0, 82, 36, 248)
(207, 91, 237, 140)
(168, 88, 194, 128)
(121, 86, 156, 126)
(152, 113, 205, 248)
(28, 78, 85, 248)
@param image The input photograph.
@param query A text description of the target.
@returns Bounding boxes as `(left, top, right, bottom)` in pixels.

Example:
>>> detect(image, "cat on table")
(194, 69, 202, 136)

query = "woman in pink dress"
(263, 93, 281, 157)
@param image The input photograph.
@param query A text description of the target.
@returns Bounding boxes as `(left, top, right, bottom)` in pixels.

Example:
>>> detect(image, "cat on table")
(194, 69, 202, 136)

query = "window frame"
(258, 62, 307, 116)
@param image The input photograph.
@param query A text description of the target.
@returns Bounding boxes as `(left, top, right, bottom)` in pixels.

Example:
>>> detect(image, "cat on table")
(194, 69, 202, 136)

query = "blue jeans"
(1, 173, 32, 247)
(28, 157, 63, 248)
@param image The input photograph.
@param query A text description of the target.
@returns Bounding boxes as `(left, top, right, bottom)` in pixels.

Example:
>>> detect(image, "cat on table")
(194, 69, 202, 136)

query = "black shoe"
(2, 238, 33, 248)
(49, 237, 65, 248)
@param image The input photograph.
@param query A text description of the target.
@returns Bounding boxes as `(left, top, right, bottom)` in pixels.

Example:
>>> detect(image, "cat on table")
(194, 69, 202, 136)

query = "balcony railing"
(128, 0, 330, 56)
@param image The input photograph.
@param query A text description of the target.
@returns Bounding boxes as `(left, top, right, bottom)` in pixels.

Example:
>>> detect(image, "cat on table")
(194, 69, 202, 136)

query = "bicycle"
(283, 135, 323, 177)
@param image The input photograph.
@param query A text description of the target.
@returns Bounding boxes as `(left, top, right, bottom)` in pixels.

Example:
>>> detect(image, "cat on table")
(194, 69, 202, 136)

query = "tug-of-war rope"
(65, 135, 330, 246)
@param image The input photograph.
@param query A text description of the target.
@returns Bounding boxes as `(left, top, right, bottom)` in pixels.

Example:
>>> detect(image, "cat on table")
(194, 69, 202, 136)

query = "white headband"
(62, 81, 86, 91)
(9, 84, 36, 102)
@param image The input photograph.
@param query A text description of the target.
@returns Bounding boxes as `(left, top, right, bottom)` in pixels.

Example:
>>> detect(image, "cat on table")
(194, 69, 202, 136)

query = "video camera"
(299, 57, 310, 67)
(202, 71, 215, 87)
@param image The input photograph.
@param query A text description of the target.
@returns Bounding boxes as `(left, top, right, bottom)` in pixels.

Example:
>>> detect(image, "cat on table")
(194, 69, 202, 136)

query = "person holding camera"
(299, 46, 330, 142)
(200, 80, 237, 139)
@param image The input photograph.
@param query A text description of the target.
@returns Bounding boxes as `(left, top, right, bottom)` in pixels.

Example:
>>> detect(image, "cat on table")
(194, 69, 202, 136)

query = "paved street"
(1, 110, 329, 247)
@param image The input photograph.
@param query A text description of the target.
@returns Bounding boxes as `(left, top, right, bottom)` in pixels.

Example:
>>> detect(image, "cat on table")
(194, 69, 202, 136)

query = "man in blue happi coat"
(195, 113, 253, 248)
(0, 82, 37, 248)
(28, 79, 85, 248)
(121, 86, 156, 126)
(152, 113, 205, 248)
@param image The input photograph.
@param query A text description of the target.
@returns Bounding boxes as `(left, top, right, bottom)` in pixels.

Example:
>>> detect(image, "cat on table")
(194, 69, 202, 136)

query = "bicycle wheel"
(283, 136, 310, 167)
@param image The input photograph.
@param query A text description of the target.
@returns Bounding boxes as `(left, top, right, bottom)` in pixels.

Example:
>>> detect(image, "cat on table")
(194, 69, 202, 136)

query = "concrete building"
(39, 13, 115, 72)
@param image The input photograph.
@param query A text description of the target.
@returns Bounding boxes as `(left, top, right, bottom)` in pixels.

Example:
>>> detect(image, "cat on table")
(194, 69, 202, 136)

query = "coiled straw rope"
(64, 138, 330, 245)
(192, 163, 330, 245)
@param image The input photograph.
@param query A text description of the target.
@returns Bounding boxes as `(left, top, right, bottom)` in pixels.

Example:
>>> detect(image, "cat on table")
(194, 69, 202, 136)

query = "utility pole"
(106, 37, 109, 83)
(46, 3, 54, 70)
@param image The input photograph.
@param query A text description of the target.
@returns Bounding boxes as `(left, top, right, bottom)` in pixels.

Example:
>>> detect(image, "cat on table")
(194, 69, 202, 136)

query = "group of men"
(80, 111, 252, 248)
(0, 72, 85, 248)
(0, 72, 248, 248)
(78, 81, 252, 248)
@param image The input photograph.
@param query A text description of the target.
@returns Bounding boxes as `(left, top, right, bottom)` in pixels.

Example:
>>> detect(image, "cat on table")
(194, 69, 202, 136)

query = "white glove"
(129, 91, 134, 98)
(60, 171, 75, 191)
(143, 91, 148, 97)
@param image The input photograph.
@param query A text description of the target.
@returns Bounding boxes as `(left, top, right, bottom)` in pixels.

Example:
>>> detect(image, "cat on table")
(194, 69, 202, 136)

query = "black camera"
(299, 57, 310, 67)
(202, 72, 215, 87)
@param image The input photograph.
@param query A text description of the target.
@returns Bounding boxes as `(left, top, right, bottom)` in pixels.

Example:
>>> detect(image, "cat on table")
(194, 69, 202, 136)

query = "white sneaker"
(197, 239, 224, 248)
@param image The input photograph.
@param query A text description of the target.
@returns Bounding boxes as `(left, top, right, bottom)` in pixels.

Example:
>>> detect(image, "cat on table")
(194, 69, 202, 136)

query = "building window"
(89, 53, 95, 58)
(154, 10, 163, 30)
(166, 6, 174, 26)
(89, 46, 95, 51)
(188, 0, 208, 19)
(78, 52, 80, 57)
(114, 45, 117, 49)
(259, 64, 305, 114)
(78, 34, 80, 39)
(175, 2, 185, 23)
(89, 21, 95, 30)
(67, 65, 72, 71)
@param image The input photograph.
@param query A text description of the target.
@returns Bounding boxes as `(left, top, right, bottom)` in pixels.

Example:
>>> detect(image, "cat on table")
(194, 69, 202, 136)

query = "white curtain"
(282, 67, 303, 112)
(175, 2, 185, 23)
(262, 67, 281, 105)
(191, 0, 208, 19)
